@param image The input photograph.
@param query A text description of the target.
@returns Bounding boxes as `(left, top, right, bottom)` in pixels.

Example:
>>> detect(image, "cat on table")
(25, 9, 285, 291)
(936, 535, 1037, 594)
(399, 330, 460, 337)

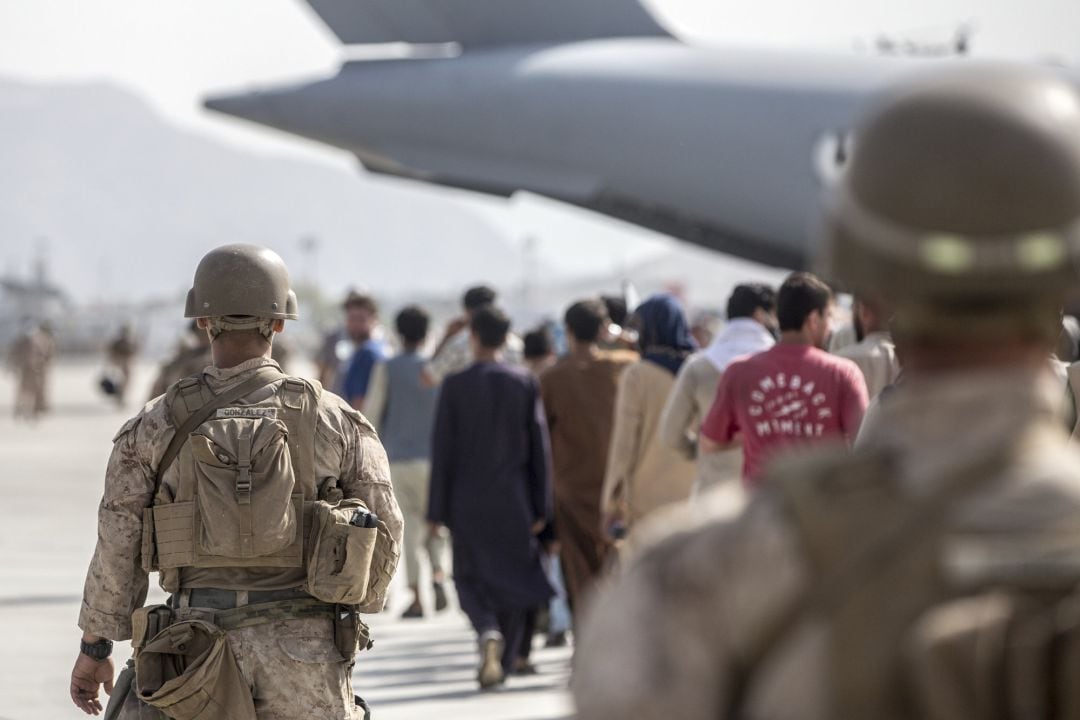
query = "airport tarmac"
(0, 359, 573, 720)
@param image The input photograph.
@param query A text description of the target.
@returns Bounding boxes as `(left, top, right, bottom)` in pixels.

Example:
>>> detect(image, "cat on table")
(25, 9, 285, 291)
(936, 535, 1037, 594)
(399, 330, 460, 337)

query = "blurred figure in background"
(429, 305, 554, 690)
(8, 319, 54, 421)
(338, 291, 387, 412)
(313, 290, 362, 390)
(835, 295, 901, 399)
(541, 299, 637, 619)
(104, 323, 137, 407)
(523, 327, 557, 376)
(147, 320, 212, 400)
(660, 284, 777, 494)
(365, 305, 448, 619)
(602, 294, 697, 534)
(426, 285, 523, 384)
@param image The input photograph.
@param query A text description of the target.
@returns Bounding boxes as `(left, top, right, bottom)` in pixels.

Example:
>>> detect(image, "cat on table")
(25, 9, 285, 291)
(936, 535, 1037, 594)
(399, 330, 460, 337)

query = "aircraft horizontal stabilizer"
(303, 0, 670, 48)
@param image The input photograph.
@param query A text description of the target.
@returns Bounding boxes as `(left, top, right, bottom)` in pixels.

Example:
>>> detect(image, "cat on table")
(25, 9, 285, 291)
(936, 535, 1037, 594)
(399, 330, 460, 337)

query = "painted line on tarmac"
(0, 594, 82, 608)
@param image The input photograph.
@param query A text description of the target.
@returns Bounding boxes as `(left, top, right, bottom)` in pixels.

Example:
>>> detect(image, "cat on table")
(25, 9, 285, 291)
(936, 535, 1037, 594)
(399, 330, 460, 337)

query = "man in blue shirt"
(338, 292, 387, 411)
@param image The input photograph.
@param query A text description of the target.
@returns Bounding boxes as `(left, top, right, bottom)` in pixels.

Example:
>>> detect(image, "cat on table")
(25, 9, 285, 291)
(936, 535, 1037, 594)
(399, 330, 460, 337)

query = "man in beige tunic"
(574, 65, 1080, 719)
(835, 295, 901, 399)
(658, 284, 777, 494)
(70, 244, 403, 719)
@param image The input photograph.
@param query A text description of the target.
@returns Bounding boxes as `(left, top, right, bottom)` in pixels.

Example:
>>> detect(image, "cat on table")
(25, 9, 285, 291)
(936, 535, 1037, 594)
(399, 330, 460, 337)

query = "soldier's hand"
(70, 653, 114, 715)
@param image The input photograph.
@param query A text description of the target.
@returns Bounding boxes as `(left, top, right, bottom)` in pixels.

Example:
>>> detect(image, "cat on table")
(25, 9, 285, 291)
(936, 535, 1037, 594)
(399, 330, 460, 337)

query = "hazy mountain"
(0, 77, 530, 303)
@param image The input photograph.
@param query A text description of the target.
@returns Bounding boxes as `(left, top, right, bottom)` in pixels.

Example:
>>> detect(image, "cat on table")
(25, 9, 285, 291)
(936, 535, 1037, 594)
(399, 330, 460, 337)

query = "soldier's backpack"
(140, 367, 395, 609)
(729, 445, 1080, 720)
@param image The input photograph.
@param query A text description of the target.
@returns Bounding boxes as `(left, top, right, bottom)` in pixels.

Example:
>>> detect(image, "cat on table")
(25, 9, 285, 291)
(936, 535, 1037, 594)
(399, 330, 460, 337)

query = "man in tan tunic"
(574, 65, 1080, 719)
(70, 245, 402, 719)
(835, 295, 901, 399)
(540, 299, 636, 613)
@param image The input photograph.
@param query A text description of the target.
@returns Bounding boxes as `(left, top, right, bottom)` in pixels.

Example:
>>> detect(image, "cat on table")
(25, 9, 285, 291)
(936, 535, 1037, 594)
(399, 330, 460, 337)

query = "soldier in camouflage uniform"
(70, 244, 403, 719)
(147, 321, 213, 401)
(574, 65, 1080, 719)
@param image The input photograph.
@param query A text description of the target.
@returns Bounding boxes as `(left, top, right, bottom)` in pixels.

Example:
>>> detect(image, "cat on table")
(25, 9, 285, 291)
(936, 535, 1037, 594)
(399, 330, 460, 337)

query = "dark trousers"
(455, 575, 527, 673)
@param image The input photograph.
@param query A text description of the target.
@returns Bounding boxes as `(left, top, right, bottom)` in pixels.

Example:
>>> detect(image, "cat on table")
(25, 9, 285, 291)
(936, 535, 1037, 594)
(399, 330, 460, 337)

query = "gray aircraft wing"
(204, 0, 969, 269)
(303, 0, 671, 47)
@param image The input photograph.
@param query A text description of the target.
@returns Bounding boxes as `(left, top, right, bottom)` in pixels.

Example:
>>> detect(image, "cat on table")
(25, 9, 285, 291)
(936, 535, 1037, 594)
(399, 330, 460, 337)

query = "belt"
(169, 587, 313, 610)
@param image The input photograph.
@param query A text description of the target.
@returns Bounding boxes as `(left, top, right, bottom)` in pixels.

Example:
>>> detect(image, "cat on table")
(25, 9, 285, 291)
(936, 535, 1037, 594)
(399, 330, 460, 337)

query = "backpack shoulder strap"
(277, 376, 321, 492)
(156, 366, 284, 482)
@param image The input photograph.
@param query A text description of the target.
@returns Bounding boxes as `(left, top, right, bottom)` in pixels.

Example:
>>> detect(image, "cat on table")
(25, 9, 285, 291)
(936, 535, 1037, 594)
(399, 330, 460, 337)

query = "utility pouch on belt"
(132, 605, 175, 654)
(307, 498, 382, 605)
(333, 604, 373, 659)
(135, 619, 255, 720)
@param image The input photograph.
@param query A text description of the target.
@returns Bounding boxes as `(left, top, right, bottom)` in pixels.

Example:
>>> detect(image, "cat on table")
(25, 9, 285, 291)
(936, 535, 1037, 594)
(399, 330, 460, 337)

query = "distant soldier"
(147, 320, 213, 400)
(70, 244, 402, 719)
(575, 65, 1080, 719)
(105, 324, 138, 406)
(8, 320, 54, 421)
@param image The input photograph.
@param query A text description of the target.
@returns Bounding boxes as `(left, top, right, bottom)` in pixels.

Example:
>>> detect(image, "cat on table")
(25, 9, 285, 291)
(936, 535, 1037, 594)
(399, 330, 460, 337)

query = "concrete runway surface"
(0, 359, 573, 720)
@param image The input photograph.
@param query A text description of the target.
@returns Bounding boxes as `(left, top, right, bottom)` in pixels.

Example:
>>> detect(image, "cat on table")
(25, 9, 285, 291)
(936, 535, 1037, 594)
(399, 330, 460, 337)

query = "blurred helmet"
(184, 244, 298, 321)
(820, 64, 1080, 337)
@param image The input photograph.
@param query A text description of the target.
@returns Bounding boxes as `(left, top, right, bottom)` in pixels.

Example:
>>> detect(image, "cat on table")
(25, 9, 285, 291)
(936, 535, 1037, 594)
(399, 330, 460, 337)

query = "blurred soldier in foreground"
(575, 64, 1080, 719)
(70, 244, 402, 719)
(8, 319, 54, 421)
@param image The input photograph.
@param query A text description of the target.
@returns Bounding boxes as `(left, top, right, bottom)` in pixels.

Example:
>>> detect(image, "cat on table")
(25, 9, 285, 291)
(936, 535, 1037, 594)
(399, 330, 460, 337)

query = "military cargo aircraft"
(205, 0, 990, 269)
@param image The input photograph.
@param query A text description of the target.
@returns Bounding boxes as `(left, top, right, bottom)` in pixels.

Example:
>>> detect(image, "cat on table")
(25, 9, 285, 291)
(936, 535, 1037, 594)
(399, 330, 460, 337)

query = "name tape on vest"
(216, 407, 279, 420)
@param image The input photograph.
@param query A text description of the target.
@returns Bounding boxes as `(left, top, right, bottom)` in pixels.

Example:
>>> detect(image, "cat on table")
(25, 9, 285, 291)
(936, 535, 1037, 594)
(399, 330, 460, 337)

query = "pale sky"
(3, 0, 1079, 289)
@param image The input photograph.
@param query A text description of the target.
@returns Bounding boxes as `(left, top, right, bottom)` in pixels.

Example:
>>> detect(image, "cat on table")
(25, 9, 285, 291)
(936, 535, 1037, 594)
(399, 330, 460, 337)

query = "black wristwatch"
(80, 638, 114, 660)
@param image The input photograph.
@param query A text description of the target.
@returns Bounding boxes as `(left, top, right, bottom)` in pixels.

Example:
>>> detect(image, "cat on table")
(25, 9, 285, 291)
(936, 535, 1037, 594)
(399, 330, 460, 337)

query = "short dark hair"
(395, 305, 429, 345)
(523, 328, 553, 359)
(565, 299, 608, 342)
(463, 285, 497, 312)
(470, 305, 511, 349)
(343, 291, 378, 314)
(601, 295, 628, 326)
(777, 272, 833, 331)
(727, 283, 777, 320)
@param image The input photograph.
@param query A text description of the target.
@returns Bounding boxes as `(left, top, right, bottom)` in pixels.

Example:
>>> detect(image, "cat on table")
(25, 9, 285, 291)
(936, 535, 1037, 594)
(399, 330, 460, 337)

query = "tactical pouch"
(135, 619, 255, 720)
(307, 499, 379, 604)
(132, 605, 175, 655)
(189, 416, 297, 559)
(333, 604, 373, 659)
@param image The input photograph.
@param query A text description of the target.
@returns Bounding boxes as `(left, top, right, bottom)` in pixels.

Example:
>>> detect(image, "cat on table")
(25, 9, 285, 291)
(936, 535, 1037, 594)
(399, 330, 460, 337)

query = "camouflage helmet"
(820, 64, 1080, 337)
(184, 244, 298, 320)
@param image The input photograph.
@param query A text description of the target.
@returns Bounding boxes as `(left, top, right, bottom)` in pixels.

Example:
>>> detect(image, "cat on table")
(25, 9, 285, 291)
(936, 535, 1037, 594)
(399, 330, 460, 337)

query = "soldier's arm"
(337, 410, 404, 548)
(78, 416, 155, 642)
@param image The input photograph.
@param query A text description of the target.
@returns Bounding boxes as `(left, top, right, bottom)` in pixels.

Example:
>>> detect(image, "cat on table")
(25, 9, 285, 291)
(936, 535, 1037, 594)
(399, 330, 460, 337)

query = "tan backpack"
(140, 368, 395, 608)
(729, 446, 1080, 720)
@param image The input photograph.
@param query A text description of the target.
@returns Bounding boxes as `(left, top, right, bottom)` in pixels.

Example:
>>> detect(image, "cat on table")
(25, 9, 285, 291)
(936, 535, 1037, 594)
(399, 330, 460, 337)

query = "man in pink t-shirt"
(700, 272, 868, 485)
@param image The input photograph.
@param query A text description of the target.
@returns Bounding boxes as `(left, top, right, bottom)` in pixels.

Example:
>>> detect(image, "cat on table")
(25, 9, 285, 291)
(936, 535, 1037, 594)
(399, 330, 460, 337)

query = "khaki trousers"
(390, 459, 447, 586)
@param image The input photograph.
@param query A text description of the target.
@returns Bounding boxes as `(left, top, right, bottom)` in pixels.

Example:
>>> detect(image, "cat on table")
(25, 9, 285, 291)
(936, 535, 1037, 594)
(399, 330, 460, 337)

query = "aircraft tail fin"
(303, 0, 670, 48)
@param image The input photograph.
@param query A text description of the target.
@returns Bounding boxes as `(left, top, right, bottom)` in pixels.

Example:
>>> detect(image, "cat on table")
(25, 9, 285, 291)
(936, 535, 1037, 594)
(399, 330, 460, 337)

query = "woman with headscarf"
(601, 294, 699, 533)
